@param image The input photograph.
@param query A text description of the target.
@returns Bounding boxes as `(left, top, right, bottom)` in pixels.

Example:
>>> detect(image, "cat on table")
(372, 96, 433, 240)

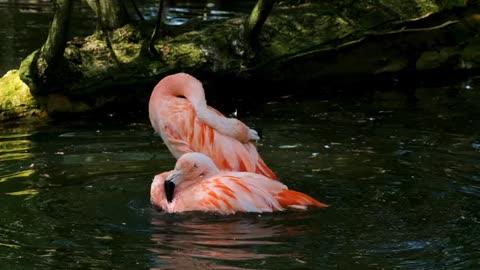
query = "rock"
(0, 70, 46, 121)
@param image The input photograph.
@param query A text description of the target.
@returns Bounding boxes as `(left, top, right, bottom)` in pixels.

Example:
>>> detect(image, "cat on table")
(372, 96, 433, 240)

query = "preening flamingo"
(148, 73, 278, 179)
(150, 152, 327, 214)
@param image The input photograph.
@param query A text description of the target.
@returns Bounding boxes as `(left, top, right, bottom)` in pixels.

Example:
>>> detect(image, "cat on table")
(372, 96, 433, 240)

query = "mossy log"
(2, 0, 480, 120)
(20, 0, 72, 94)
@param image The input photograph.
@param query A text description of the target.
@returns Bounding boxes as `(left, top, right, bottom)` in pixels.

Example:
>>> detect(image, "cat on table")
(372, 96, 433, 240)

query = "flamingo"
(148, 73, 278, 179)
(150, 152, 327, 214)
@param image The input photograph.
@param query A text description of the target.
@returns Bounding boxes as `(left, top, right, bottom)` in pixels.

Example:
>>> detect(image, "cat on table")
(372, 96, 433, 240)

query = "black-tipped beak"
(164, 180, 175, 203)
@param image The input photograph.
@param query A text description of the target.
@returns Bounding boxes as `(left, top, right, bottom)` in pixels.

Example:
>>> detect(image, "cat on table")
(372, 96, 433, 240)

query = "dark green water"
(1, 77, 480, 269)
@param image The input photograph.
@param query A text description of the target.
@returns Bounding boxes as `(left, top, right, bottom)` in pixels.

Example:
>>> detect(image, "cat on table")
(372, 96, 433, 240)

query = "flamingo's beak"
(164, 172, 179, 203)
(164, 180, 175, 203)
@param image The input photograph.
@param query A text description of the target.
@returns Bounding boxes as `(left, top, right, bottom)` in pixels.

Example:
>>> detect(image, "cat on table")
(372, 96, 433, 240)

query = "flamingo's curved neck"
(158, 74, 226, 129)
(158, 74, 206, 107)
(151, 73, 249, 142)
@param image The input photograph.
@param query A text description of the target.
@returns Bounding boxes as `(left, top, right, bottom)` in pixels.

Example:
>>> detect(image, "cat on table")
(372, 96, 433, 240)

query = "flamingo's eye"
(193, 164, 197, 168)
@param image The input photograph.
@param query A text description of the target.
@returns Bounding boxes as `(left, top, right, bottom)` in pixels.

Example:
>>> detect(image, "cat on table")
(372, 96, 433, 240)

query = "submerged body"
(148, 73, 277, 179)
(150, 153, 327, 214)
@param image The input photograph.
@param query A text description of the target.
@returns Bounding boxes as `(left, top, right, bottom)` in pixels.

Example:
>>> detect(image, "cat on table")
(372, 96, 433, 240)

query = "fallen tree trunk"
(1, 0, 480, 120)
(85, 0, 130, 30)
(20, 0, 73, 93)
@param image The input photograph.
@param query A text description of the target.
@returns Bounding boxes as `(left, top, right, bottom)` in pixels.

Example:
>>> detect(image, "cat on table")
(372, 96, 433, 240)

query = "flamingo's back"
(190, 172, 326, 214)
(149, 94, 278, 179)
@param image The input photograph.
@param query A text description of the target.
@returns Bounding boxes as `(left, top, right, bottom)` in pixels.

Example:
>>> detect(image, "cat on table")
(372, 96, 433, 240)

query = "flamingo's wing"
(162, 124, 194, 158)
(195, 172, 327, 214)
(194, 107, 278, 179)
(194, 174, 285, 214)
(155, 99, 277, 179)
(241, 143, 277, 179)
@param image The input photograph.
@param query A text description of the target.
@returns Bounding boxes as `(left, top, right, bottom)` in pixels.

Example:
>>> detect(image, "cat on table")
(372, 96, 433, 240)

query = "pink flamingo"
(150, 152, 327, 214)
(148, 73, 277, 179)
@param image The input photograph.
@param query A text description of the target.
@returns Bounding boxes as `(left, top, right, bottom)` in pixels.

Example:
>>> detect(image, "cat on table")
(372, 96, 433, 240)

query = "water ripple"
(148, 212, 305, 269)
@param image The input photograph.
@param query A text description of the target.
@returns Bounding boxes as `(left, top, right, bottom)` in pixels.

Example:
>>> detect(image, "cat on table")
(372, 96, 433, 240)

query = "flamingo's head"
(164, 152, 219, 203)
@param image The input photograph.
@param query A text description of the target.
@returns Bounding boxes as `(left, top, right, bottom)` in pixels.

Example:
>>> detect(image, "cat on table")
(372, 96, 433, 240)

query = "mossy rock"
(0, 70, 94, 121)
(0, 70, 46, 121)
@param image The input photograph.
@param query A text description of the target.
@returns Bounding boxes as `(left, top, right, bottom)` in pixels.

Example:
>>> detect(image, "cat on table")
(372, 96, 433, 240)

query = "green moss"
(161, 42, 206, 66)
(0, 70, 46, 120)
(0, 70, 35, 110)
(110, 23, 143, 44)
(18, 50, 39, 92)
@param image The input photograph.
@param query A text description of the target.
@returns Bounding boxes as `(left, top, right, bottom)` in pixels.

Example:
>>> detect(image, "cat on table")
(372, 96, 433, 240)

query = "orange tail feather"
(276, 190, 328, 208)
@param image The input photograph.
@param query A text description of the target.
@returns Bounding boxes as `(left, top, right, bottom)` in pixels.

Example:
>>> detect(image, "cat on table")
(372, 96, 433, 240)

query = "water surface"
(1, 77, 480, 269)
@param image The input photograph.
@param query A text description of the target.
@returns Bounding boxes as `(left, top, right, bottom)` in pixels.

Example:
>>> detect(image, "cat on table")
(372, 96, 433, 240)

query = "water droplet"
(279, 144, 301, 149)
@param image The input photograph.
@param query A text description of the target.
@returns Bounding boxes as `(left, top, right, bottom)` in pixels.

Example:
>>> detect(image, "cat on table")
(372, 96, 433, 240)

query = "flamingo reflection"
(149, 213, 307, 269)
